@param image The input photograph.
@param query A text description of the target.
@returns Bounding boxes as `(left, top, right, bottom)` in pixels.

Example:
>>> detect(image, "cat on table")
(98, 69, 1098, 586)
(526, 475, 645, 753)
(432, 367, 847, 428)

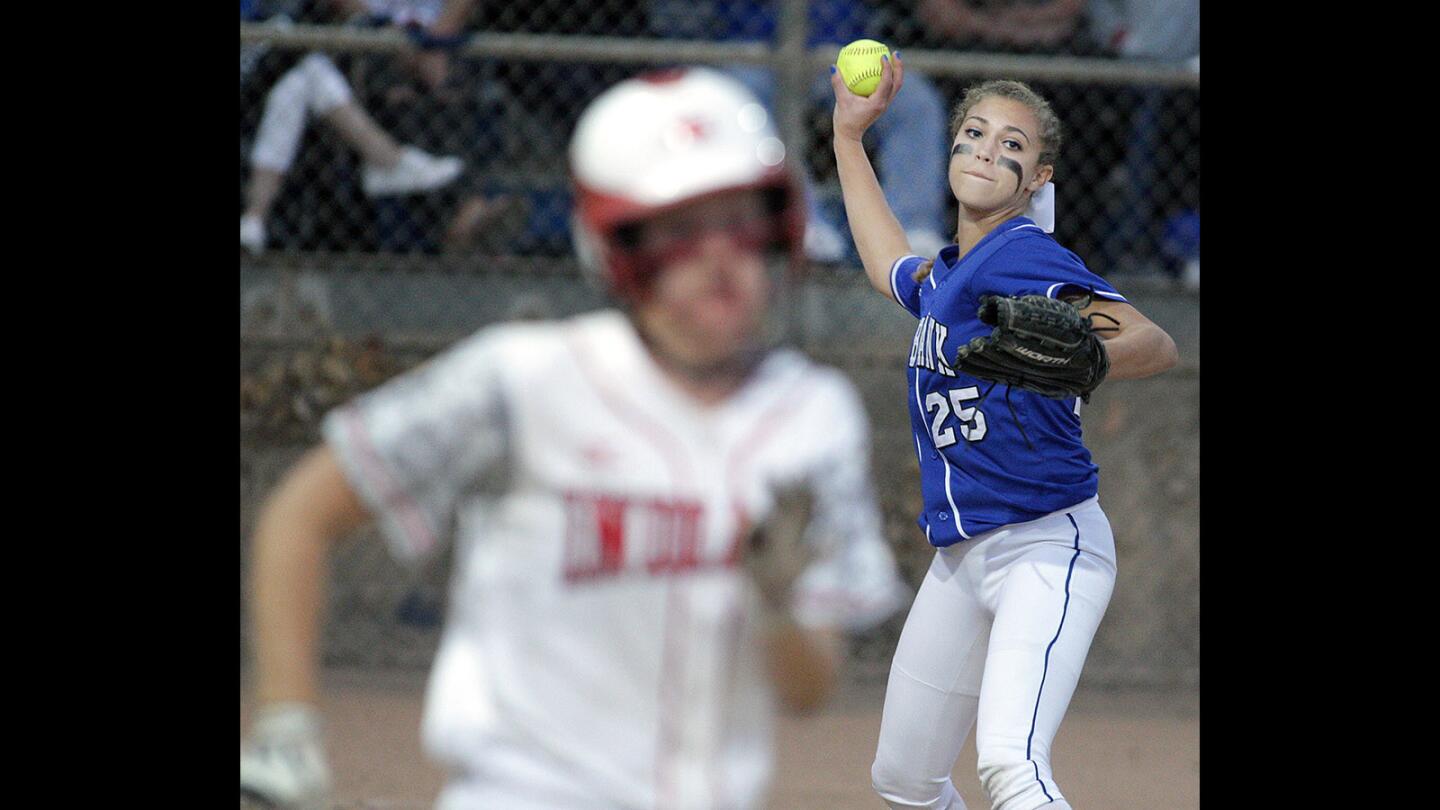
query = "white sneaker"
(363, 146, 463, 197)
(804, 219, 848, 263)
(240, 214, 266, 254)
(907, 229, 948, 261)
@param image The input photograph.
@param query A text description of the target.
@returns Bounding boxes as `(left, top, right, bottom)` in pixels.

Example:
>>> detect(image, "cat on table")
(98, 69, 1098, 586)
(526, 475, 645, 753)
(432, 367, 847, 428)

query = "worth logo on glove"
(952, 294, 1114, 402)
(1012, 346, 1070, 365)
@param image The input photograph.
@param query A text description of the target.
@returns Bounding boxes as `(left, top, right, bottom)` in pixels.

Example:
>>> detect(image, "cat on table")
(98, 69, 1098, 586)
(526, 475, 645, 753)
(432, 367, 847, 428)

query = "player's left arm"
(764, 622, 843, 714)
(991, 241, 1180, 382)
(759, 374, 908, 713)
(744, 480, 845, 715)
(1072, 297, 1180, 380)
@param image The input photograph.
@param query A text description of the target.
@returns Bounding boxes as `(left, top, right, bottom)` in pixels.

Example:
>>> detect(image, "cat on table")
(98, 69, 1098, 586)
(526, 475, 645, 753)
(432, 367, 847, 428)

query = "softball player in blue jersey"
(830, 58, 1179, 810)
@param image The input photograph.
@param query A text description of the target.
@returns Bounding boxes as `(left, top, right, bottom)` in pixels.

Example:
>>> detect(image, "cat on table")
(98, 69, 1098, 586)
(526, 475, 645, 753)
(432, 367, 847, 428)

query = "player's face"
(632, 189, 774, 371)
(948, 97, 1052, 216)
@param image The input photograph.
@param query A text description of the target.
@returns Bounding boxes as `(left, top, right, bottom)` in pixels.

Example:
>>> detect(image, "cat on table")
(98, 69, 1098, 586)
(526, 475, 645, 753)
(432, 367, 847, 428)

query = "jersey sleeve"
(888, 254, 927, 319)
(971, 234, 1128, 304)
(788, 374, 910, 632)
(321, 329, 510, 565)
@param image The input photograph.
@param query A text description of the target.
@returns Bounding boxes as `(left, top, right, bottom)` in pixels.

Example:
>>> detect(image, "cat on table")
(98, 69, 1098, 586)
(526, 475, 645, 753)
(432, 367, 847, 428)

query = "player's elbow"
(266, 445, 372, 539)
(866, 265, 895, 300)
(1126, 324, 1179, 378)
(1156, 329, 1180, 373)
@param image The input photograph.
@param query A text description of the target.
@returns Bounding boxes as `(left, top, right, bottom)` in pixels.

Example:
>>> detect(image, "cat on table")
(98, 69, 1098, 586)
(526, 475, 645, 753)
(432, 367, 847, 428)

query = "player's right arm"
(249, 445, 372, 707)
(243, 328, 511, 806)
(242, 445, 372, 808)
(829, 54, 914, 298)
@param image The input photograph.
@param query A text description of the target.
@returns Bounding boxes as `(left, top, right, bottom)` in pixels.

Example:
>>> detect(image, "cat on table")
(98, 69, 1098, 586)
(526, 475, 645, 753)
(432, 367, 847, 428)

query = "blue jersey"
(890, 216, 1127, 547)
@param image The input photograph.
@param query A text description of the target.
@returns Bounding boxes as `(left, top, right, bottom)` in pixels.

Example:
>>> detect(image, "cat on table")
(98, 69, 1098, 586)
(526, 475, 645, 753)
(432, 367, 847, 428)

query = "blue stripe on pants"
(1024, 513, 1083, 803)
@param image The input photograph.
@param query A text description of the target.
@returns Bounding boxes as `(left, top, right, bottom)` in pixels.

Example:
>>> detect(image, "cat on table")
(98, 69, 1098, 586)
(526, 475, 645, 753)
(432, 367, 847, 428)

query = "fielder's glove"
(953, 293, 1116, 402)
(240, 702, 331, 810)
(744, 481, 815, 613)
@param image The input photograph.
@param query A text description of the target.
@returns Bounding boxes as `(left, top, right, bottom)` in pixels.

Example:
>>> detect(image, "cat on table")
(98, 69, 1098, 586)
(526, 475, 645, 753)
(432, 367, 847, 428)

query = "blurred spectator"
(912, 0, 1089, 53)
(239, 0, 474, 254)
(338, 1, 652, 256)
(649, 0, 952, 263)
(1086, 0, 1199, 281)
(384, 1, 652, 257)
(1088, 0, 1199, 64)
(866, 0, 1112, 55)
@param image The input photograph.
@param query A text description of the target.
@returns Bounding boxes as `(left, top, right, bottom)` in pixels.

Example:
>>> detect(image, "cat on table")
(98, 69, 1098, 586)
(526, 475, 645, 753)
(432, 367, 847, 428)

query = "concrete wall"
(240, 265, 1198, 687)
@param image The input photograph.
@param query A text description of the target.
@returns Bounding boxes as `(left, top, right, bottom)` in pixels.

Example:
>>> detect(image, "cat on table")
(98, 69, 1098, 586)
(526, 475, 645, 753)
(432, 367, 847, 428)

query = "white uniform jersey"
(322, 309, 908, 810)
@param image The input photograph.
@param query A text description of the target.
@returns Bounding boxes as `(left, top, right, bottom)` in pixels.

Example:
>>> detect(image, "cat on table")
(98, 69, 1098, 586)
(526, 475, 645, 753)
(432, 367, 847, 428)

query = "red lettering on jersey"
(645, 499, 702, 574)
(596, 496, 626, 572)
(562, 491, 730, 584)
(564, 492, 626, 582)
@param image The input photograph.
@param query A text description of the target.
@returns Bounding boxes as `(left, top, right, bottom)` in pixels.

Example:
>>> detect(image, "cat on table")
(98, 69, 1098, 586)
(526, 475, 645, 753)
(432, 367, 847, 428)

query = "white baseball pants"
(249, 53, 354, 173)
(871, 497, 1116, 810)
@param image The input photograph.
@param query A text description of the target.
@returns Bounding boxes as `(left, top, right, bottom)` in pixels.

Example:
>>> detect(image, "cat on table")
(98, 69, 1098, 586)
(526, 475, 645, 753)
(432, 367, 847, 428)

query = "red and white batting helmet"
(569, 67, 806, 301)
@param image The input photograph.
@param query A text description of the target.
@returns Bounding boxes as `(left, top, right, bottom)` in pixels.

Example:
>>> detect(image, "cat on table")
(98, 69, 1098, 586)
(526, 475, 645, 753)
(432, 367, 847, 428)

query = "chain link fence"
(241, 0, 1198, 281)
(239, 0, 1199, 688)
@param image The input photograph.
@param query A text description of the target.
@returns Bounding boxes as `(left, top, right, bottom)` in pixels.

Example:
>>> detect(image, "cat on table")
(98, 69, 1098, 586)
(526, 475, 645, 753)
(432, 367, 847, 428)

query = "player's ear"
(1028, 164, 1054, 194)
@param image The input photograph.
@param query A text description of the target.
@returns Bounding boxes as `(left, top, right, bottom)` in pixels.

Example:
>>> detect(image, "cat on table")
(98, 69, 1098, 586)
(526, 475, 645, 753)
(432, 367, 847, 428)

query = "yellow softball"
(836, 39, 891, 97)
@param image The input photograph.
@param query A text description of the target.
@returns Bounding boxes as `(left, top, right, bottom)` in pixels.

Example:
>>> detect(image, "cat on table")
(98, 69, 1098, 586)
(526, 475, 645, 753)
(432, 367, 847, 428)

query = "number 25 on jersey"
(926, 386, 987, 448)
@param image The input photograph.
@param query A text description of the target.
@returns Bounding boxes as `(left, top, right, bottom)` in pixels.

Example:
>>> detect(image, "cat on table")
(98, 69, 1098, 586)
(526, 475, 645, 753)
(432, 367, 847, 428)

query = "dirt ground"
(240, 669, 1198, 809)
